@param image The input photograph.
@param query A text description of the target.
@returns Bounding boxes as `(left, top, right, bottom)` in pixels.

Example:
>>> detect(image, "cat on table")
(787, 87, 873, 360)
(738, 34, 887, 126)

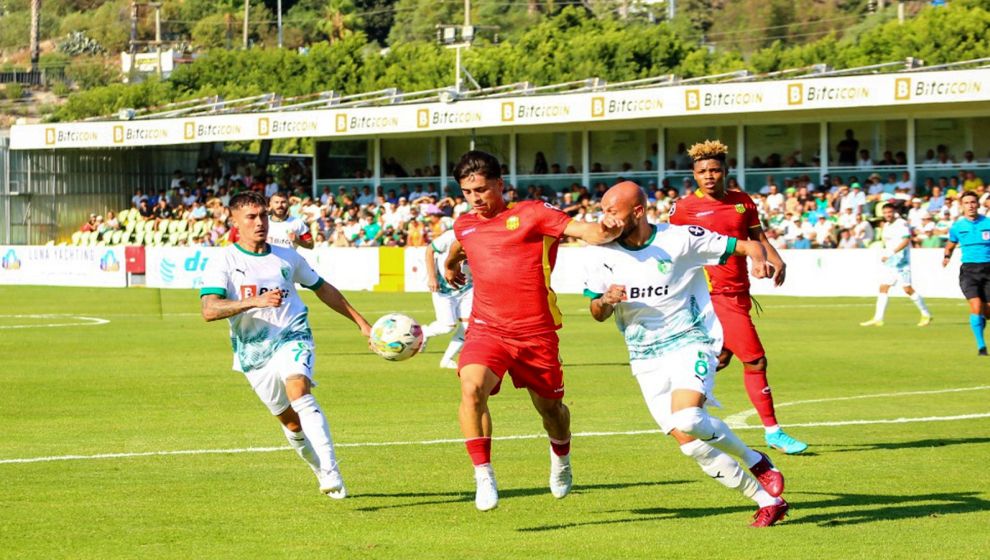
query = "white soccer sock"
(873, 293, 889, 321)
(290, 394, 339, 474)
(680, 439, 775, 505)
(671, 407, 762, 468)
(422, 321, 455, 338)
(282, 425, 320, 475)
(441, 322, 466, 363)
(909, 292, 931, 317)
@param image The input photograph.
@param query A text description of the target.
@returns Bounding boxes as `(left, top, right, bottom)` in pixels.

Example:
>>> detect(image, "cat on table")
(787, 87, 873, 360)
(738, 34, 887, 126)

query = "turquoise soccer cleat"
(765, 430, 809, 455)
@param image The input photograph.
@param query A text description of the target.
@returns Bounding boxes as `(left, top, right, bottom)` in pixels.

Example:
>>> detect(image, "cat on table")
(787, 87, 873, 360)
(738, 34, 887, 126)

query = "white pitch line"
(3, 414, 989, 466)
(0, 315, 110, 329)
(723, 385, 990, 427)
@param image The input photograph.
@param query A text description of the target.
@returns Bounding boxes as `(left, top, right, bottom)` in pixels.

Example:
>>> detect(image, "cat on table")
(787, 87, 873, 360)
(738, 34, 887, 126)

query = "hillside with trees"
(1, 1, 988, 133)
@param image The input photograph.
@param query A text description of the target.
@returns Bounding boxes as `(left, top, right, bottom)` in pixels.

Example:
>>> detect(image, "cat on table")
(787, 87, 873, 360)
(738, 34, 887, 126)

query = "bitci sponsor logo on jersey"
(240, 284, 258, 299)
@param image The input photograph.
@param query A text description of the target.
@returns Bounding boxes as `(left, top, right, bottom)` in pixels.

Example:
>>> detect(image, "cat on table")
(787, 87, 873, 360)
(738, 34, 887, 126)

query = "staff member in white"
(201, 191, 372, 499)
(422, 229, 473, 369)
(268, 192, 314, 249)
(583, 181, 789, 527)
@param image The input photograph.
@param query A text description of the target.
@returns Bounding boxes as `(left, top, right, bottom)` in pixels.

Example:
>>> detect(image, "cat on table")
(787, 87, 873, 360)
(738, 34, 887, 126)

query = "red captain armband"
(300, 232, 314, 241)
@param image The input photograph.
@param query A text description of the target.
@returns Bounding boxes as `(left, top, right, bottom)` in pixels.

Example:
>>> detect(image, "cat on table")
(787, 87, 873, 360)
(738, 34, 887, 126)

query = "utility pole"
(130, 1, 139, 54)
(151, 2, 162, 78)
(277, 0, 283, 48)
(668, 0, 676, 21)
(243, 0, 250, 49)
(29, 0, 41, 71)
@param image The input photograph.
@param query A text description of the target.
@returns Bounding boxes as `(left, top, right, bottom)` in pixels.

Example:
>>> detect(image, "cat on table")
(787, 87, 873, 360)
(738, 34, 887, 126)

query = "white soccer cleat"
(474, 466, 499, 511)
(918, 315, 933, 327)
(859, 319, 884, 327)
(549, 451, 573, 499)
(439, 358, 459, 370)
(319, 468, 348, 500)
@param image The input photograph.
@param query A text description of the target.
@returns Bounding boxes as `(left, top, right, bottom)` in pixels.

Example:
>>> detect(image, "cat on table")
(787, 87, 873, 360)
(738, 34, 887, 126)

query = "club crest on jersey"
(655, 258, 672, 274)
(280, 266, 290, 280)
(688, 225, 706, 237)
(735, 204, 746, 214)
(506, 216, 520, 230)
(983, 231, 990, 241)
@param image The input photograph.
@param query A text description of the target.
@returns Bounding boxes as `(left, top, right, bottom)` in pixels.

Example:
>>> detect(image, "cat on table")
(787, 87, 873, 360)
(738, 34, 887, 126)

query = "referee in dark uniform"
(943, 191, 990, 355)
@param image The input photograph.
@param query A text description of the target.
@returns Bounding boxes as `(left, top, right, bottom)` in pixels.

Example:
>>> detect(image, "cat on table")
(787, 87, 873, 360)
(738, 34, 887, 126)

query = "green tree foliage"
(47, 1, 990, 126)
(387, 0, 460, 45)
(318, 0, 364, 43)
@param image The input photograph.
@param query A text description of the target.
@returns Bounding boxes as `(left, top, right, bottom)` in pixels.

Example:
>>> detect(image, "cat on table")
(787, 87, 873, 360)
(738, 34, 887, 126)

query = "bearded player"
(669, 140, 808, 455)
(585, 181, 789, 527)
(443, 150, 624, 511)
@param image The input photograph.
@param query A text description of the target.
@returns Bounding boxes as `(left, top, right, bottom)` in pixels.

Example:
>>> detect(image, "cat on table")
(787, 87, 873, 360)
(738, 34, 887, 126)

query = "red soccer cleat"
(749, 451, 784, 497)
(751, 499, 789, 527)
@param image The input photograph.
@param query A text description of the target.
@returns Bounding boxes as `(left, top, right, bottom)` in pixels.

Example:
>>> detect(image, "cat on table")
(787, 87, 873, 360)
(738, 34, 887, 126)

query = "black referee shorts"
(959, 262, 990, 301)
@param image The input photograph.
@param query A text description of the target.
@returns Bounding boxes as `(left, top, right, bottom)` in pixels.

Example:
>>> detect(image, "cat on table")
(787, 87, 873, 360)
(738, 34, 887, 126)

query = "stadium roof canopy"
(10, 57, 990, 150)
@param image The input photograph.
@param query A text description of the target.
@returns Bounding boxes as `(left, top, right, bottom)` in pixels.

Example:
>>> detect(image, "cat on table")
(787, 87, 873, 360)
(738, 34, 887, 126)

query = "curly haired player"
(669, 140, 808, 455)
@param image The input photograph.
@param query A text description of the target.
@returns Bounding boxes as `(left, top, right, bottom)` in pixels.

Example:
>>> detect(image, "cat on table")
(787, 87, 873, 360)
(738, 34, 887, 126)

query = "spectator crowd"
(77, 150, 990, 252)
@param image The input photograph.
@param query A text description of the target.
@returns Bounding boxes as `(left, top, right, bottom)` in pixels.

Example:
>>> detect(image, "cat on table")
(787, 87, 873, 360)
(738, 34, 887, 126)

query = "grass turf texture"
(1, 287, 988, 559)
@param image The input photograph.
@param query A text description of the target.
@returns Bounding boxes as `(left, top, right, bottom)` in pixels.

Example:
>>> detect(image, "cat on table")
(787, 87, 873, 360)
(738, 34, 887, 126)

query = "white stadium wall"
(6, 245, 963, 299)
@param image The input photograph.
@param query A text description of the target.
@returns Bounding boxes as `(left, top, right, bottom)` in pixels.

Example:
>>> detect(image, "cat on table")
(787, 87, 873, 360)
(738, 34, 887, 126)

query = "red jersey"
(454, 200, 572, 337)
(669, 189, 760, 294)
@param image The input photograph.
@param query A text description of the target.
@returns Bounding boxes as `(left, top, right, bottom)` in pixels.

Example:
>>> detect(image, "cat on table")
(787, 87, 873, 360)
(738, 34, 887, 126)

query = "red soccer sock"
(465, 437, 492, 466)
(550, 436, 571, 457)
(743, 368, 778, 428)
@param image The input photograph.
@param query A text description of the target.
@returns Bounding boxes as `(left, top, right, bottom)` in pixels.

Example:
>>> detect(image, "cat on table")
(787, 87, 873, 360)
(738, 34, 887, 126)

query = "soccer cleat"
(979, 348, 988, 356)
(859, 319, 884, 327)
(318, 469, 348, 500)
(766, 430, 809, 455)
(917, 316, 933, 327)
(474, 466, 499, 511)
(439, 358, 459, 370)
(549, 451, 573, 499)
(748, 451, 784, 497)
(751, 499, 789, 527)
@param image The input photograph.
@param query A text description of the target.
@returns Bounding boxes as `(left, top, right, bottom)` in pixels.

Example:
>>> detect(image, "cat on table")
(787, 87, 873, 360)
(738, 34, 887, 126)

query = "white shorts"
(243, 341, 316, 415)
(432, 289, 473, 326)
(879, 266, 912, 287)
(631, 344, 718, 435)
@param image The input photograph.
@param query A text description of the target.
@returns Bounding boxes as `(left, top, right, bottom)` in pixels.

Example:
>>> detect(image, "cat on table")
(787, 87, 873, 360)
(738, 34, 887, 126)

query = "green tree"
(318, 0, 364, 43)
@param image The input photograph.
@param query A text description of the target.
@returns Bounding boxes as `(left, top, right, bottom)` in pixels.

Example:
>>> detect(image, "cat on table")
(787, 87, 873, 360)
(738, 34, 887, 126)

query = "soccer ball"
(370, 313, 424, 361)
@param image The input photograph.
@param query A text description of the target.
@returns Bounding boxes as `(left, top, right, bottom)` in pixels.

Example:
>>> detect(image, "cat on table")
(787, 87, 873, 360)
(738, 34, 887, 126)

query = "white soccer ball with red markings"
(370, 313, 424, 361)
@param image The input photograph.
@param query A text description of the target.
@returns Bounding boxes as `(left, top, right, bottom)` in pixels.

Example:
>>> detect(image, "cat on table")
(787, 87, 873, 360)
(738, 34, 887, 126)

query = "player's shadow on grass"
(814, 436, 990, 454)
(517, 490, 990, 532)
(784, 490, 990, 527)
(352, 480, 694, 512)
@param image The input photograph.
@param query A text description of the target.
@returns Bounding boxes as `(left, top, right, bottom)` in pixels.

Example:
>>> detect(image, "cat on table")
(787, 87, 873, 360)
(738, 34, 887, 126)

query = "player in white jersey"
(861, 203, 932, 327)
(201, 191, 372, 499)
(421, 229, 473, 369)
(267, 192, 314, 249)
(583, 181, 789, 527)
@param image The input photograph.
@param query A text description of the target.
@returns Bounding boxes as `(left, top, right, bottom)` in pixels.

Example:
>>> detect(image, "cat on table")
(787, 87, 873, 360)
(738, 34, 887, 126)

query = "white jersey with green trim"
(267, 216, 309, 249)
(880, 217, 911, 269)
(583, 224, 735, 368)
(430, 229, 472, 296)
(200, 243, 324, 373)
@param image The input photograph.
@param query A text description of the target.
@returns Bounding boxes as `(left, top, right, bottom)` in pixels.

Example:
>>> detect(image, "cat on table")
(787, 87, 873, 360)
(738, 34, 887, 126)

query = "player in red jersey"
(669, 140, 808, 455)
(443, 150, 624, 511)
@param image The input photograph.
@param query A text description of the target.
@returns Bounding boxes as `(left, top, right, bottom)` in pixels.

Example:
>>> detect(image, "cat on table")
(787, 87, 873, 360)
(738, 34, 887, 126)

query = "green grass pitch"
(1, 286, 988, 559)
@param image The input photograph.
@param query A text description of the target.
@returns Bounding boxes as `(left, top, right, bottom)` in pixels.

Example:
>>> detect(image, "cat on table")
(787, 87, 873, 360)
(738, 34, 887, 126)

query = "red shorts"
(711, 292, 766, 363)
(458, 327, 564, 400)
